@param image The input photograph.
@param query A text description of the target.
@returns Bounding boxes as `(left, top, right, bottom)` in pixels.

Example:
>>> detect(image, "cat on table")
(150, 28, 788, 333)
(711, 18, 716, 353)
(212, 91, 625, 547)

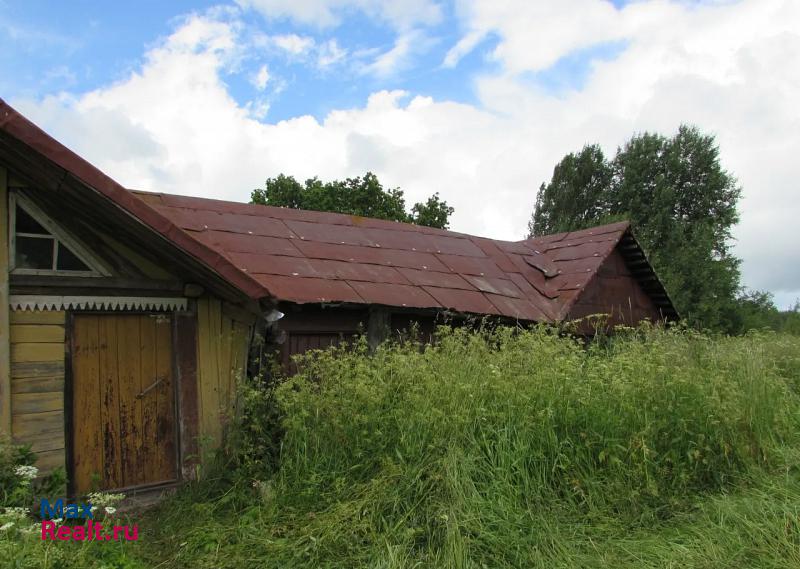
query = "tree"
(529, 126, 742, 331)
(732, 292, 800, 335)
(251, 172, 454, 229)
(528, 144, 617, 236)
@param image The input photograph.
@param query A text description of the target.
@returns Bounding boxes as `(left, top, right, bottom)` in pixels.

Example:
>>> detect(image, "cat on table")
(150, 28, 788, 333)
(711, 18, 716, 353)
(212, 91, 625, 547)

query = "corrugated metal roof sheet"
(0, 97, 676, 324)
(134, 191, 635, 323)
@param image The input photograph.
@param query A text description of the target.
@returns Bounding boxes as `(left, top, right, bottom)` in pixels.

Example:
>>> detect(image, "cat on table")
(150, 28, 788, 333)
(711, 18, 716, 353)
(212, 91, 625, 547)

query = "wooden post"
(0, 167, 10, 436)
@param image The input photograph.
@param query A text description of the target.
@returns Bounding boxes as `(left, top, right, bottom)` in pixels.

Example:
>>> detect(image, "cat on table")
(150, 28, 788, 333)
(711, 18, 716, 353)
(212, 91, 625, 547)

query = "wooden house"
(0, 99, 676, 495)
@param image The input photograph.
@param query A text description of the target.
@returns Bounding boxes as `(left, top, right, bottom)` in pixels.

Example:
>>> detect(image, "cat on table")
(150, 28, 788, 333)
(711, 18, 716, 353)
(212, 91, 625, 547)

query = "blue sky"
(0, 1, 628, 122)
(1, 0, 799, 305)
(1, 0, 489, 120)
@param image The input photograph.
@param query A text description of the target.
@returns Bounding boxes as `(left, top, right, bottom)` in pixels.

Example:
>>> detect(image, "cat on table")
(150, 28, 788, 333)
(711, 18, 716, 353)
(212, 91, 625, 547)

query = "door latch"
(136, 377, 164, 399)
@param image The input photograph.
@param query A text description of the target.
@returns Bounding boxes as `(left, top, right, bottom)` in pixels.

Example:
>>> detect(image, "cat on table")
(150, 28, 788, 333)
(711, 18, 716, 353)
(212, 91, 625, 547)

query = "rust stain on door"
(72, 314, 177, 493)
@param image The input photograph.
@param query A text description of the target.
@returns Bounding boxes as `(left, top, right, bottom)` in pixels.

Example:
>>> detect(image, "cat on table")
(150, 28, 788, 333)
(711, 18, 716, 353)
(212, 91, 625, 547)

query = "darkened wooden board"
(11, 392, 62, 415)
(11, 375, 64, 394)
(98, 316, 122, 490)
(35, 448, 66, 474)
(10, 275, 183, 292)
(154, 314, 177, 483)
(176, 312, 199, 477)
(197, 298, 221, 445)
(72, 315, 104, 494)
(139, 316, 158, 484)
(12, 409, 64, 439)
(10, 310, 65, 325)
(117, 315, 142, 488)
(11, 360, 64, 379)
(1, 167, 10, 435)
(11, 342, 64, 363)
(278, 305, 367, 333)
(13, 422, 65, 453)
(10, 324, 65, 343)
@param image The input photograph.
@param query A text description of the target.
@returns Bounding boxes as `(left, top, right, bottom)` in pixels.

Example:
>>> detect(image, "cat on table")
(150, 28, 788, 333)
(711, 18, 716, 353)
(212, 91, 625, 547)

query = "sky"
(1, 0, 798, 307)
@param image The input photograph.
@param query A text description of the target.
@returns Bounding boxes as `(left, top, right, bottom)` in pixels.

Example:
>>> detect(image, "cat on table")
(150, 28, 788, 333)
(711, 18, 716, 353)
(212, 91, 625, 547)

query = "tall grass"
(141, 327, 800, 568)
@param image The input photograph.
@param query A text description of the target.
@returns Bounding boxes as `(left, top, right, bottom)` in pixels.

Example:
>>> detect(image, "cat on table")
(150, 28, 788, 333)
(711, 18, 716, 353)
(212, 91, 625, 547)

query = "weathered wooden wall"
(9, 309, 66, 474)
(196, 297, 251, 449)
(1, 167, 10, 436)
(567, 248, 661, 332)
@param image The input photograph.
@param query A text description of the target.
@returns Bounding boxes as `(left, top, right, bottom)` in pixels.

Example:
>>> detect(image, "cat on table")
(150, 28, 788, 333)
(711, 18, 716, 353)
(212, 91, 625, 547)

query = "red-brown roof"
(0, 97, 673, 323)
(135, 191, 635, 322)
(0, 98, 269, 300)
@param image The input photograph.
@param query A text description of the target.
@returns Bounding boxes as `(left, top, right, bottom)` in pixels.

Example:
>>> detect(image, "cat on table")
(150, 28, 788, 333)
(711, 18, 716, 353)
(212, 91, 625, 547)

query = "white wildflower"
(14, 465, 38, 480)
(104, 506, 116, 515)
(0, 522, 14, 531)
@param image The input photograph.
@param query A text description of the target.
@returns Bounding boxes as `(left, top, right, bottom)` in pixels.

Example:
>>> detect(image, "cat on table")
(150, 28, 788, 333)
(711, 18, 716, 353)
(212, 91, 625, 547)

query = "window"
(9, 193, 108, 276)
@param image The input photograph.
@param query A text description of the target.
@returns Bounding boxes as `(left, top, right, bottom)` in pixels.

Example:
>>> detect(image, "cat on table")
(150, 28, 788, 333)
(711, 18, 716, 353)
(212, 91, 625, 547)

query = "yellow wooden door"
(72, 314, 177, 493)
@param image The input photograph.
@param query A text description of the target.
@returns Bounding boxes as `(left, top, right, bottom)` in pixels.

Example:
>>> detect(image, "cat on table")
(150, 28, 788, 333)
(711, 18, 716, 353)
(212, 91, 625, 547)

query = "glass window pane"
(56, 243, 91, 271)
(15, 205, 50, 235)
(16, 236, 54, 269)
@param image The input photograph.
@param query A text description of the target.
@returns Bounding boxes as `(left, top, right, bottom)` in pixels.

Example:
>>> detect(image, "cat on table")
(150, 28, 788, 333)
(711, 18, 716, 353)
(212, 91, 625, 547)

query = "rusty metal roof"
(134, 191, 646, 322)
(0, 97, 675, 323)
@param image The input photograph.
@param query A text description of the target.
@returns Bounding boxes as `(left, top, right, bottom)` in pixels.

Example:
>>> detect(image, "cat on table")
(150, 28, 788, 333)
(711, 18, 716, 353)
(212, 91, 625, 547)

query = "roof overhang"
(0, 98, 271, 307)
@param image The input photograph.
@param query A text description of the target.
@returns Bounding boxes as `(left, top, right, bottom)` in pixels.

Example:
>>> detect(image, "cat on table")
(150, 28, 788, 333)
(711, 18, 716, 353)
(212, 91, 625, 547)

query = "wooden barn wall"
(195, 297, 251, 449)
(277, 306, 367, 373)
(9, 309, 66, 474)
(567, 248, 661, 331)
(1, 166, 10, 435)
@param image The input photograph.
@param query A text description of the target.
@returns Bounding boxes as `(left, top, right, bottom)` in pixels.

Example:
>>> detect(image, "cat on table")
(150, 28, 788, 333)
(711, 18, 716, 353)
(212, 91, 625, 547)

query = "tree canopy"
(251, 172, 454, 229)
(529, 126, 742, 331)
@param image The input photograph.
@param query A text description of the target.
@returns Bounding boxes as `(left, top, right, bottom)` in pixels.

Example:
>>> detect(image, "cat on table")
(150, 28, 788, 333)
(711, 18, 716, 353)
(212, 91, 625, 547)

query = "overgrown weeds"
(141, 326, 800, 568)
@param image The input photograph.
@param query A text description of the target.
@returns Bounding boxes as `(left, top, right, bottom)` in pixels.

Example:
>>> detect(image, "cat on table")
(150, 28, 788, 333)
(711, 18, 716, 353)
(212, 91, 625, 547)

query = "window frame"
(8, 192, 110, 277)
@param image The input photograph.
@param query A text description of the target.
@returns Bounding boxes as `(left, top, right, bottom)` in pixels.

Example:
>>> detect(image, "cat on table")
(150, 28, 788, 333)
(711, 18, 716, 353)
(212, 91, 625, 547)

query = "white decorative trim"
(9, 295, 187, 312)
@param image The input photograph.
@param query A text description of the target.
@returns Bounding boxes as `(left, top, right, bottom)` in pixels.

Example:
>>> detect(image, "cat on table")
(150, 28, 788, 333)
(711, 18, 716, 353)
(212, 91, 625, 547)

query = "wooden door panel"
(72, 316, 103, 494)
(97, 316, 122, 489)
(72, 314, 177, 494)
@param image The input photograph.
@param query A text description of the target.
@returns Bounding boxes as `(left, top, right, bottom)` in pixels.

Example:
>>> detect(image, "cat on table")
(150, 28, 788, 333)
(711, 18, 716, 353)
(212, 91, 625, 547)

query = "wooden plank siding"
(567, 249, 662, 333)
(9, 310, 66, 473)
(196, 297, 251, 449)
(1, 167, 10, 435)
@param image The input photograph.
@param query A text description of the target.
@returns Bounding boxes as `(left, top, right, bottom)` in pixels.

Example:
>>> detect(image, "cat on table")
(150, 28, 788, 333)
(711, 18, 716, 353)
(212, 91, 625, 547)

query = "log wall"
(9, 309, 66, 474)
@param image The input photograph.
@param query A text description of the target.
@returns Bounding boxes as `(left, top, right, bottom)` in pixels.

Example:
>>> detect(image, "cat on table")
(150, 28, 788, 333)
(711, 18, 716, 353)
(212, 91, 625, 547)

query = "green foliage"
(733, 292, 800, 335)
(251, 172, 454, 229)
(529, 144, 618, 235)
(139, 328, 800, 568)
(0, 440, 141, 569)
(223, 370, 286, 481)
(0, 439, 65, 508)
(530, 126, 742, 332)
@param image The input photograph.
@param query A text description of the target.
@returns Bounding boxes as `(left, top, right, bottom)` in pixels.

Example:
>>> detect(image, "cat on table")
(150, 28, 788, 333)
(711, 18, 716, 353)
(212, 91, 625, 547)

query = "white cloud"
(361, 31, 423, 77)
(270, 33, 315, 55)
(251, 64, 271, 89)
(317, 39, 347, 68)
(236, 0, 442, 30)
(14, 1, 800, 305)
